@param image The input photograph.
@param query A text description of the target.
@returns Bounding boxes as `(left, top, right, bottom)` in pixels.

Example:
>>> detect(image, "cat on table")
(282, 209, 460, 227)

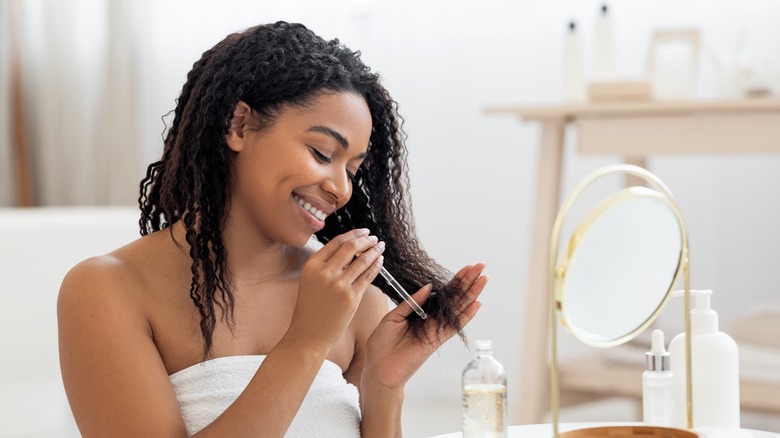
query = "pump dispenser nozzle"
(671, 289, 718, 333)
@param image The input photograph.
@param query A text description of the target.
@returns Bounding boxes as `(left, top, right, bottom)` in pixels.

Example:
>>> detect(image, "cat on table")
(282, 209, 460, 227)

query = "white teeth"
(294, 195, 327, 221)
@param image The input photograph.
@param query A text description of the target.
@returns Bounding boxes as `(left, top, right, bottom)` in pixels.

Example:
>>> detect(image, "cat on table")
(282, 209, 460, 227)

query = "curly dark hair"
(139, 21, 465, 357)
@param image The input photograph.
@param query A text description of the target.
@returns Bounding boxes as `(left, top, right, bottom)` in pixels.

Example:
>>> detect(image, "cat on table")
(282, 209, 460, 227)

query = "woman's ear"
(226, 101, 253, 152)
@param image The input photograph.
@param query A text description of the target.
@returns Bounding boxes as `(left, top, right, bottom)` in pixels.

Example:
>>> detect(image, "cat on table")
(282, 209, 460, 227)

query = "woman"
(58, 21, 487, 437)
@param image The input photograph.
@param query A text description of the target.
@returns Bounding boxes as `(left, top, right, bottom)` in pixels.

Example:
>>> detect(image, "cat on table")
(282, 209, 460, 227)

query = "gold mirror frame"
(548, 164, 694, 437)
(557, 186, 684, 348)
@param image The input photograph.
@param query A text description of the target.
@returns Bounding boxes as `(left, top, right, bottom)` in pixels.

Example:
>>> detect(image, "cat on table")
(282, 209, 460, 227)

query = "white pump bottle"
(668, 290, 740, 429)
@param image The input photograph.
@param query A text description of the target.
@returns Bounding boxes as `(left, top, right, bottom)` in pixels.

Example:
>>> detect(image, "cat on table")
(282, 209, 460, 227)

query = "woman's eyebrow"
(307, 125, 349, 149)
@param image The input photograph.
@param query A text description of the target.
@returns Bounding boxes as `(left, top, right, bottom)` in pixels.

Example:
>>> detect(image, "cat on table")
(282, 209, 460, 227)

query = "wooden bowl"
(559, 425, 698, 437)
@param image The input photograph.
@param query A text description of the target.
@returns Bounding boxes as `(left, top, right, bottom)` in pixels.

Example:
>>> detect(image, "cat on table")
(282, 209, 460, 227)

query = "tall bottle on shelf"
(462, 339, 508, 438)
(563, 21, 586, 103)
(593, 4, 615, 80)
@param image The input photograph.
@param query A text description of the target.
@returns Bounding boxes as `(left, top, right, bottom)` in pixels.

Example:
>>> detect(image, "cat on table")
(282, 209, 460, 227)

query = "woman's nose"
(322, 169, 351, 204)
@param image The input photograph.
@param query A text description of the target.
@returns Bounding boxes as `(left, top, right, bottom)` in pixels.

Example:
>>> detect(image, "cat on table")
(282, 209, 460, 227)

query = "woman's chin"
(288, 232, 318, 249)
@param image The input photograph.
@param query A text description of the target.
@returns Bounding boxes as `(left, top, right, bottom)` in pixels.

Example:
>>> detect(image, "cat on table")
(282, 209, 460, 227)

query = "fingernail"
(376, 241, 385, 251)
(377, 255, 384, 265)
(483, 275, 491, 283)
(369, 235, 378, 243)
(359, 228, 370, 236)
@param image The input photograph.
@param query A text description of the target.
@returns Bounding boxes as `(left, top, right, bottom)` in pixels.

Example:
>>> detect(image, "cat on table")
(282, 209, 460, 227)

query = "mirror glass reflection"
(560, 190, 683, 344)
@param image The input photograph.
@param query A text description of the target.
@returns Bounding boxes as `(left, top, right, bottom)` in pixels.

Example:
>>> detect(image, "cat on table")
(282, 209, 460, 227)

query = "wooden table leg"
(517, 119, 565, 424)
(624, 156, 648, 188)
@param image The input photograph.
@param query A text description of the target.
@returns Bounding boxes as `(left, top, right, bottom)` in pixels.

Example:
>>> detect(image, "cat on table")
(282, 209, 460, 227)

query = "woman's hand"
(285, 229, 385, 354)
(362, 263, 488, 391)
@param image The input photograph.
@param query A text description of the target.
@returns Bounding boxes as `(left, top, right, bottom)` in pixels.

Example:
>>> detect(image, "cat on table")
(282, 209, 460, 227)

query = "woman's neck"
(222, 214, 303, 287)
(170, 218, 300, 288)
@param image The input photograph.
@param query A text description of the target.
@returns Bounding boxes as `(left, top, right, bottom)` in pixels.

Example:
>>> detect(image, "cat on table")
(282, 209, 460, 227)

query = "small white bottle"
(462, 339, 508, 438)
(643, 329, 675, 426)
(668, 290, 740, 429)
(593, 4, 615, 80)
(563, 21, 586, 103)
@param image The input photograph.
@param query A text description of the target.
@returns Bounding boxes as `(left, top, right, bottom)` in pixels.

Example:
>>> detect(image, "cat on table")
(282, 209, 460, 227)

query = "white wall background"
(144, 1, 780, 434)
(5, 0, 780, 436)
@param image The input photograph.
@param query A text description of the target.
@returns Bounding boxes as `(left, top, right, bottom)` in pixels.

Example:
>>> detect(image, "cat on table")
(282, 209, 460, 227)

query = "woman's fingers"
(449, 265, 473, 291)
(435, 275, 487, 342)
(456, 299, 483, 328)
(327, 234, 382, 272)
(450, 263, 484, 292)
(312, 229, 386, 284)
(456, 274, 489, 316)
(459, 263, 486, 290)
(315, 228, 370, 262)
(351, 254, 384, 291)
(381, 263, 486, 320)
(450, 263, 487, 313)
(343, 240, 385, 282)
(390, 284, 433, 318)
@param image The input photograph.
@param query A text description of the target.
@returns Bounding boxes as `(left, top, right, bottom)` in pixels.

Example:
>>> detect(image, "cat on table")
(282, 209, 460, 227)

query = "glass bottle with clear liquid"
(462, 340, 508, 438)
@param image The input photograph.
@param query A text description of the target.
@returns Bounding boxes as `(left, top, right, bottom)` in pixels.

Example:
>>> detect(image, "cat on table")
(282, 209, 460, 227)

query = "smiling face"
(226, 91, 373, 247)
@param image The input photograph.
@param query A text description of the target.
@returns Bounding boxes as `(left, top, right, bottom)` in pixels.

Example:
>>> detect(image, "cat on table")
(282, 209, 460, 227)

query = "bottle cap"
(645, 329, 670, 371)
(475, 339, 493, 351)
(671, 289, 719, 334)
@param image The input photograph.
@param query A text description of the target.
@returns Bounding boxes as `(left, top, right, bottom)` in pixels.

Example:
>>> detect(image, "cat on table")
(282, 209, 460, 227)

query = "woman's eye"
(310, 147, 332, 163)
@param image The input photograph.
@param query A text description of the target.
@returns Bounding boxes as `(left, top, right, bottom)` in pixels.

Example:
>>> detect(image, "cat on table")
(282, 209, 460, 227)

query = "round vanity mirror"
(557, 186, 684, 347)
(548, 165, 695, 437)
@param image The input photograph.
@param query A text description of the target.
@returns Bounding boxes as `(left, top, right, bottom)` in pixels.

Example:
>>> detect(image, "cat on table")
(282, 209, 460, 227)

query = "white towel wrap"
(169, 355, 361, 437)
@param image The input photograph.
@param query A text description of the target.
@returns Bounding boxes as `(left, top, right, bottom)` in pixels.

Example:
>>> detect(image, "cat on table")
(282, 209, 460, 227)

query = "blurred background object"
(647, 28, 700, 100)
(2, 0, 780, 436)
(0, 207, 139, 437)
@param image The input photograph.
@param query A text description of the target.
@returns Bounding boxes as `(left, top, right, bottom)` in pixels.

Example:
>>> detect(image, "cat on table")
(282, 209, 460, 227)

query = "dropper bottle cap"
(645, 329, 670, 371)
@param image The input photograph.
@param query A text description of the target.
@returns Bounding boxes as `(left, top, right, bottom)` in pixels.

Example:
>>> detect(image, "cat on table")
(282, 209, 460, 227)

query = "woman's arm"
(59, 257, 192, 437)
(351, 264, 488, 437)
(345, 285, 404, 437)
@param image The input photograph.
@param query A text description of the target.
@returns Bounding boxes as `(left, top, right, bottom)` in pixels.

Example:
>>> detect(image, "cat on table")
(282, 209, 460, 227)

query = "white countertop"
(428, 422, 780, 438)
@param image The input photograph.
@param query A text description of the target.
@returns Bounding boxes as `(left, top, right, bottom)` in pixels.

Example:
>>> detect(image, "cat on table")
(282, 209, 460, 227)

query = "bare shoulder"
(58, 246, 146, 324)
(60, 251, 136, 292)
(58, 238, 186, 436)
(58, 230, 180, 316)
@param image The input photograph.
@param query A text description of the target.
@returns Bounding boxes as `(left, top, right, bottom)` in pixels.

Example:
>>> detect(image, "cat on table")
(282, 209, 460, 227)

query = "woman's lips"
(292, 194, 329, 232)
(293, 194, 327, 220)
